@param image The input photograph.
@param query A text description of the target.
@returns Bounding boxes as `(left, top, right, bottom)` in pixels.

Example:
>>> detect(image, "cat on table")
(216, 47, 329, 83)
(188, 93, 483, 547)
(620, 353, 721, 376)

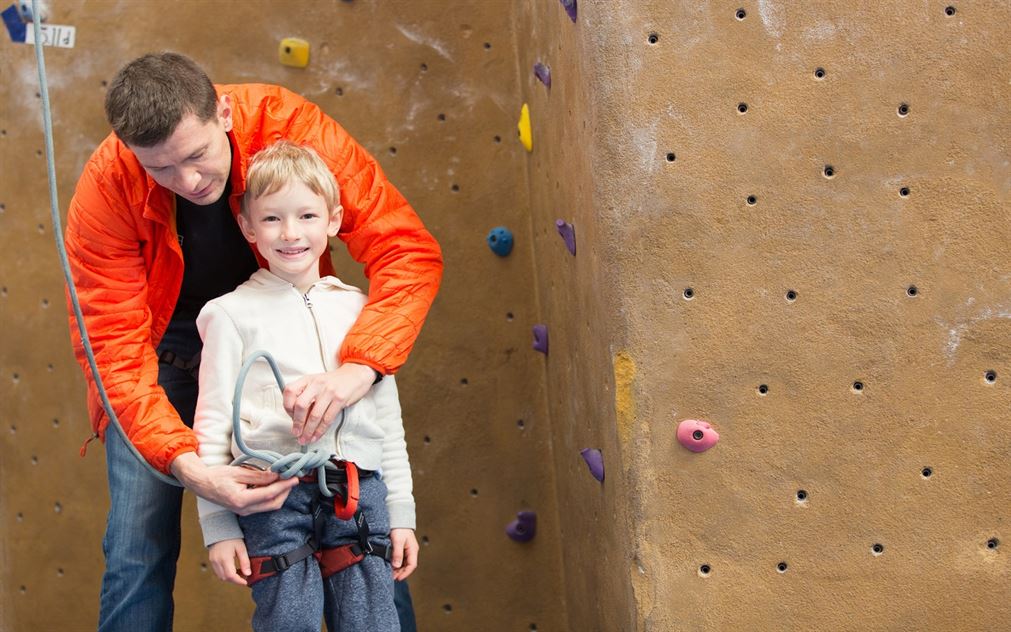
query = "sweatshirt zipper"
(302, 290, 347, 459)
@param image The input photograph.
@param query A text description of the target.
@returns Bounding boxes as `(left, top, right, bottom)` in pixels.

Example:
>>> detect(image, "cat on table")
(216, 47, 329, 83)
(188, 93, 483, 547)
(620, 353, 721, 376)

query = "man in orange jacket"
(65, 52, 441, 631)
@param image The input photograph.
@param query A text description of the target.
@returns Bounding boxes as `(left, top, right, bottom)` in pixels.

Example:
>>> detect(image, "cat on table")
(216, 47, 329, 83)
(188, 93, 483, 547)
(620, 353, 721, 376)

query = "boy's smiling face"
(239, 181, 342, 292)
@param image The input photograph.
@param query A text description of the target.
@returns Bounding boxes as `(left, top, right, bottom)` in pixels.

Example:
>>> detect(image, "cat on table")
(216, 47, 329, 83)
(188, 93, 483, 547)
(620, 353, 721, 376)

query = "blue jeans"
(97, 322, 200, 632)
(97, 321, 418, 630)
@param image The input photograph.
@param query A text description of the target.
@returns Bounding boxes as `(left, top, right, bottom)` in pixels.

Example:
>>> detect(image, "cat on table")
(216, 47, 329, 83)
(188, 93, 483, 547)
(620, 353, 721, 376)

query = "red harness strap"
(244, 461, 380, 588)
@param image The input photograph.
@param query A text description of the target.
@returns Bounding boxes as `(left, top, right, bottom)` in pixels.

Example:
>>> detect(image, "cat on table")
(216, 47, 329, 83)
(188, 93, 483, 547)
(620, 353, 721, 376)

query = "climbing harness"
(158, 349, 202, 380)
(245, 463, 394, 587)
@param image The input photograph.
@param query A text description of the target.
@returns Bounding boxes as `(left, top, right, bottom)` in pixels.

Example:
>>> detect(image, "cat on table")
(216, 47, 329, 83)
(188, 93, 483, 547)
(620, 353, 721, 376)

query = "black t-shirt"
(169, 182, 259, 323)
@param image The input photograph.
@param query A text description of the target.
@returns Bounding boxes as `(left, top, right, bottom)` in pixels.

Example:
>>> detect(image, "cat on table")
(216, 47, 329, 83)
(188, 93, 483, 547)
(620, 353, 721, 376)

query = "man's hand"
(283, 362, 377, 445)
(209, 538, 251, 586)
(390, 528, 419, 581)
(170, 452, 297, 515)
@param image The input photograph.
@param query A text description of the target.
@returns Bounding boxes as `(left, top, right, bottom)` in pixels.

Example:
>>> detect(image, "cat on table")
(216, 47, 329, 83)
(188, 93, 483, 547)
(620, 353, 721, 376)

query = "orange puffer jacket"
(65, 83, 443, 474)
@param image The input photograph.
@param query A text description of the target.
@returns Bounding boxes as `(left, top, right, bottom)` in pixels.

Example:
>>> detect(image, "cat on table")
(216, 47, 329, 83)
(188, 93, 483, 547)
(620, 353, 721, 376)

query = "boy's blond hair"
(242, 140, 341, 214)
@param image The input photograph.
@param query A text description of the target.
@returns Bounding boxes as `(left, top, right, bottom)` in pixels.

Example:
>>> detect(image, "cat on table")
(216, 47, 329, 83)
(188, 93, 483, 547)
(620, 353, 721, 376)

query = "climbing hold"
(278, 37, 310, 68)
(506, 511, 537, 542)
(533, 62, 551, 89)
(559, 0, 577, 22)
(517, 103, 532, 152)
(532, 324, 548, 355)
(555, 219, 576, 255)
(676, 419, 719, 453)
(486, 226, 514, 257)
(580, 448, 604, 482)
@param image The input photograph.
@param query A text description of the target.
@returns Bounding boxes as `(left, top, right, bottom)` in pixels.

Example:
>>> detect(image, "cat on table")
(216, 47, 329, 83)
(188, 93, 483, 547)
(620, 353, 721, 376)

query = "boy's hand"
(390, 528, 419, 581)
(283, 362, 377, 445)
(209, 538, 251, 586)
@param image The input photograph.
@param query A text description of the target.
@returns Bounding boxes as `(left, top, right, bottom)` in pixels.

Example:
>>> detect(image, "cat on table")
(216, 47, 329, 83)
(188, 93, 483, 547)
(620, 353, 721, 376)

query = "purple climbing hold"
(533, 62, 551, 89)
(506, 511, 537, 542)
(555, 219, 576, 255)
(559, 0, 577, 23)
(580, 448, 604, 482)
(532, 324, 548, 354)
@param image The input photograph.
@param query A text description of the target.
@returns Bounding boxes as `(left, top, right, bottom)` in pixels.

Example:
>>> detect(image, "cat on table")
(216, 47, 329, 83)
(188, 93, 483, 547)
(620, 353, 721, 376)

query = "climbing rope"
(30, 2, 340, 493)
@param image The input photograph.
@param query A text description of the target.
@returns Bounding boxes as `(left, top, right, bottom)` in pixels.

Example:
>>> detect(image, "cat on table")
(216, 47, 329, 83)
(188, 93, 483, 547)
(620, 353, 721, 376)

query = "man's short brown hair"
(104, 52, 218, 147)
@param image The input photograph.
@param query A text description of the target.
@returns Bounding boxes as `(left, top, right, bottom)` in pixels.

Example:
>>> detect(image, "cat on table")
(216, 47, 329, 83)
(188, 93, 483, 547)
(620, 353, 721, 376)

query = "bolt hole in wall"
(898, 103, 910, 117)
(814, 67, 826, 79)
(683, 287, 695, 300)
(906, 285, 918, 297)
(983, 370, 997, 384)
(777, 562, 788, 573)
(987, 538, 1000, 549)
(823, 165, 835, 178)
(796, 489, 808, 502)
(757, 384, 769, 396)
(872, 543, 885, 556)
(699, 564, 712, 577)
(517, 419, 525, 430)
(665, 152, 676, 162)
(647, 32, 659, 44)
(922, 466, 933, 478)
(945, 5, 957, 16)
(737, 102, 748, 114)
(899, 186, 911, 197)
(852, 380, 865, 393)
(736, 8, 747, 20)
(785, 290, 798, 302)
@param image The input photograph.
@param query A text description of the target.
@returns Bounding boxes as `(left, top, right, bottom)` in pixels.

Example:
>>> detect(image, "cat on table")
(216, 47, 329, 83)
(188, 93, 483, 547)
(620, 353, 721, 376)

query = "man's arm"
(65, 159, 199, 474)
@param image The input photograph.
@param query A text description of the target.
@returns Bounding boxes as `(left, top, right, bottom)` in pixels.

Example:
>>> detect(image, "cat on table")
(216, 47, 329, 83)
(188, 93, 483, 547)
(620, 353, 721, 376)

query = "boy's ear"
(328, 204, 343, 237)
(237, 212, 257, 243)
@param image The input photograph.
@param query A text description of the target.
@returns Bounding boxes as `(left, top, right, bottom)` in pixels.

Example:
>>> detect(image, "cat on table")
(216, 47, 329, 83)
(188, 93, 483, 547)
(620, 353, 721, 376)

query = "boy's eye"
(301, 213, 318, 220)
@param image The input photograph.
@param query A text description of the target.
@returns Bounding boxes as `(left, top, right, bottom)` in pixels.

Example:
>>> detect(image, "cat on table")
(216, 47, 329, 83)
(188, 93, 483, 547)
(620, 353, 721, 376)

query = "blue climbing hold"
(556, 219, 576, 256)
(486, 226, 514, 257)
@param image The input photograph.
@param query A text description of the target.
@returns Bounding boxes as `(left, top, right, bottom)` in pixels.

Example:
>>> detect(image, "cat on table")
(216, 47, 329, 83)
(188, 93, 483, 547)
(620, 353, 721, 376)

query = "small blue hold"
(487, 226, 514, 257)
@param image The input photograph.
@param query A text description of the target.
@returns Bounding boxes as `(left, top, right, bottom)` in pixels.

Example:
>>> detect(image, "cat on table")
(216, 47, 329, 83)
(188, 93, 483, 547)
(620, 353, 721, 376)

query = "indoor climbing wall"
(0, 2, 567, 630)
(519, 1, 1009, 630)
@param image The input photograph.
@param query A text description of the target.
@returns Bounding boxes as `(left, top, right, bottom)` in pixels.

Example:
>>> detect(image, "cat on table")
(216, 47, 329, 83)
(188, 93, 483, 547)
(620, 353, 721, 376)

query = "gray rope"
(29, 2, 180, 486)
(231, 351, 341, 498)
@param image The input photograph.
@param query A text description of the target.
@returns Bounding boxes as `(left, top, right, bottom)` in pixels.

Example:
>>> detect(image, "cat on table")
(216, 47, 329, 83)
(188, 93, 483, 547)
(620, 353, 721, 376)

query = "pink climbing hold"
(533, 62, 551, 89)
(555, 219, 576, 255)
(676, 419, 719, 453)
(580, 448, 604, 482)
(506, 511, 537, 542)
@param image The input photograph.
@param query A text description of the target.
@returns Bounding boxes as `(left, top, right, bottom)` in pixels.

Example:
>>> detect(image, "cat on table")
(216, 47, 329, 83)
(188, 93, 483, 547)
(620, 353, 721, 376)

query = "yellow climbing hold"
(517, 103, 532, 152)
(613, 351, 636, 447)
(279, 37, 311, 68)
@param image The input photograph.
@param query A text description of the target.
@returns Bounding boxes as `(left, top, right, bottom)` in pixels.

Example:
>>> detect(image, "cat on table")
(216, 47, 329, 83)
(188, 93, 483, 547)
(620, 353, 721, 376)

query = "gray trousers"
(238, 476, 399, 632)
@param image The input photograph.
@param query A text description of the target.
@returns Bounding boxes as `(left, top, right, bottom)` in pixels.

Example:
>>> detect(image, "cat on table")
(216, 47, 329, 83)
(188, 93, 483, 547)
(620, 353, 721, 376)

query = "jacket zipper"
(303, 290, 347, 459)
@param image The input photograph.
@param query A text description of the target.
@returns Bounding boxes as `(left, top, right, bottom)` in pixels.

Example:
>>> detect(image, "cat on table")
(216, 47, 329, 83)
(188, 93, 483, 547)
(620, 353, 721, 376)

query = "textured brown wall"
(1, 2, 566, 630)
(566, 1, 1009, 630)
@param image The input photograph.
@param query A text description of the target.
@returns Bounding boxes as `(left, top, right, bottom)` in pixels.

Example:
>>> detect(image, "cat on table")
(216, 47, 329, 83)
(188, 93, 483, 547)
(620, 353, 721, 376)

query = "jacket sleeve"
(284, 93, 444, 375)
(194, 301, 244, 546)
(370, 376, 415, 530)
(65, 161, 198, 474)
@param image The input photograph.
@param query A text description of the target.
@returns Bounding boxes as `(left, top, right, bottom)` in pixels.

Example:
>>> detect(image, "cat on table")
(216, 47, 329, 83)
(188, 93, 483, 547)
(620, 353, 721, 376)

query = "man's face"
(129, 96, 233, 205)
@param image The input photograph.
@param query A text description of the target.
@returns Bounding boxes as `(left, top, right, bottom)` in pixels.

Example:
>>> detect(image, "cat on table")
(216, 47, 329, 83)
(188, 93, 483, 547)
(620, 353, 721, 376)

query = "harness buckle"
(272, 553, 291, 572)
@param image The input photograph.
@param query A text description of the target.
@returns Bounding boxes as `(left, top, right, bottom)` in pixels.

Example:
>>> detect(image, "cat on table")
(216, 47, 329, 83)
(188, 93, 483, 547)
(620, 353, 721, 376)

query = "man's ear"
(328, 204, 343, 237)
(237, 212, 256, 243)
(217, 94, 233, 132)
